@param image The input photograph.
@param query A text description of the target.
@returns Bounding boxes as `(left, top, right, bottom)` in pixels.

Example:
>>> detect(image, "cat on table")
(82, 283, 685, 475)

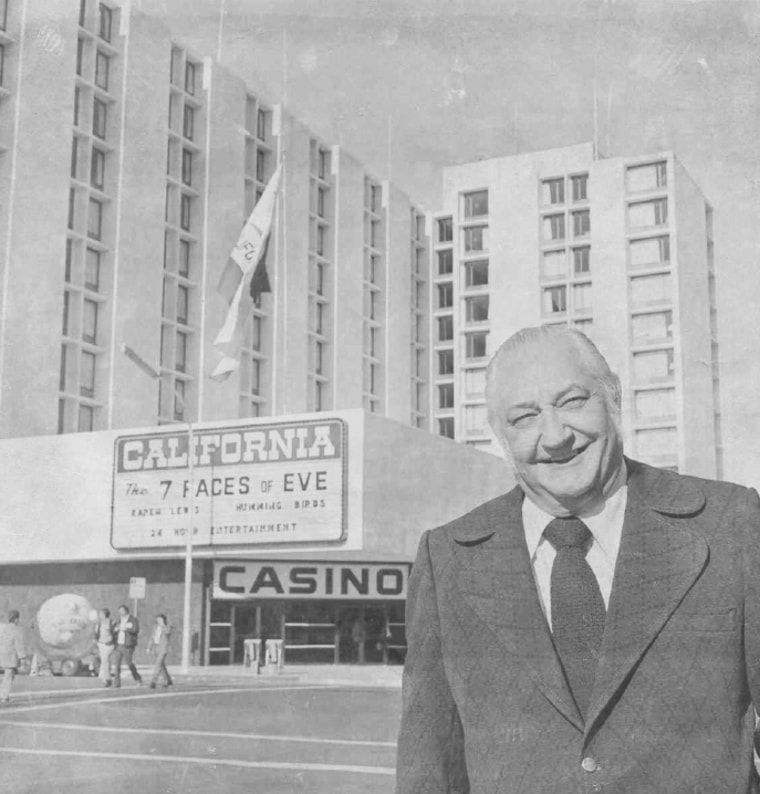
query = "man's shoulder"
(425, 487, 521, 547)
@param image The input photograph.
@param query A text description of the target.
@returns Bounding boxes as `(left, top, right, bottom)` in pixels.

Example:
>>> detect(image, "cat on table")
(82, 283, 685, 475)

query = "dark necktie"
(544, 517, 606, 719)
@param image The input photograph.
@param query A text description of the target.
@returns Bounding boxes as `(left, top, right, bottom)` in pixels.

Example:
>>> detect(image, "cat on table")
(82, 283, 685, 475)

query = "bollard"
(243, 639, 262, 673)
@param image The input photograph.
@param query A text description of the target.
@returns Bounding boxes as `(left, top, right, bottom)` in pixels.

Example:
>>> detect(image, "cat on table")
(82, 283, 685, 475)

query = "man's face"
(491, 339, 624, 516)
(118, 607, 128, 618)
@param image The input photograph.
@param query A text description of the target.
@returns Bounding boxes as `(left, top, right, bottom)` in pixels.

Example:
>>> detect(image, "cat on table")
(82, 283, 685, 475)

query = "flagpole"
(181, 418, 194, 673)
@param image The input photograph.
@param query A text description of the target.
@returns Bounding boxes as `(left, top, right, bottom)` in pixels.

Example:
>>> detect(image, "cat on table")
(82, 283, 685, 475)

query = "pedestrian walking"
(111, 604, 142, 688)
(147, 614, 173, 689)
(0, 610, 26, 703)
(94, 607, 115, 687)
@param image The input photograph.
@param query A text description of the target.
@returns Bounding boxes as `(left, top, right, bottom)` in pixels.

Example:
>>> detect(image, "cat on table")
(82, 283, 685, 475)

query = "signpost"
(128, 576, 146, 619)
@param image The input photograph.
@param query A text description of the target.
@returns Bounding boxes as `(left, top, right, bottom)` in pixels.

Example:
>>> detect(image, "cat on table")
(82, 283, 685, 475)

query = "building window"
(571, 174, 588, 202)
(68, 189, 76, 230)
(178, 239, 191, 277)
(256, 150, 266, 182)
(76, 38, 84, 76)
(438, 315, 453, 342)
(629, 235, 670, 268)
(635, 388, 676, 420)
(252, 315, 262, 351)
(542, 178, 565, 205)
(629, 199, 668, 229)
(315, 380, 324, 411)
(180, 194, 192, 231)
(633, 349, 675, 382)
(627, 161, 667, 192)
(318, 149, 328, 180)
(62, 292, 70, 335)
(316, 225, 326, 257)
(177, 284, 189, 324)
(251, 358, 261, 394)
(630, 273, 671, 305)
(438, 349, 454, 375)
(413, 280, 424, 309)
(95, 51, 110, 91)
(93, 98, 107, 139)
(316, 262, 326, 295)
(181, 149, 193, 186)
(78, 404, 94, 432)
(80, 350, 96, 397)
(317, 186, 326, 218)
(85, 248, 101, 291)
(60, 345, 69, 391)
(74, 87, 81, 126)
(465, 405, 488, 436)
(464, 368, 486, 397)
(87, 198, 103, 240)
(543, 214, 565, 242)
(463, 226, 488, 253)
(0, 0, 7, 30)
(185, 61, 196, 95)
(438, 217, 453, 243)
(370, 220, 380, 249)
(438, 383, 454, 409)
(438, 249, 453, 275)
(98, 4, 112, 42)
(65, 240, 73, 282)
(70, 138, 79, 179)
(438, 282, 453, 309)
(438, 418, 455, 438)
(573, 282, 592, 314)
(572, 210, 590, 238)
(465, 295, 489, 323)
(183, 105, 194, 140)
(464, 259, 488, 288)
(542, 249, 566, 279)
(176, 331, 188, 373)
(543, 285, 567, 314)
(315, 341, 324, 375)
(257, 108, 268, 141)
(90, 147, 106, 190)
(465, 332, 488, 360)
(635, 427, 677, 459)
(174, 379, 186, 421)
(463, 190, 488, 218)
(573, 246, 590, 274)
(82, 298, 98, 344)
(315, 302, 325, 334)
(631, 311, 673, 345)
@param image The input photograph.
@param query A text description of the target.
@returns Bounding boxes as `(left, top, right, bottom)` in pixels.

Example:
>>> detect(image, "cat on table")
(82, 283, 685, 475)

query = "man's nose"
(538, 407, 573, 449)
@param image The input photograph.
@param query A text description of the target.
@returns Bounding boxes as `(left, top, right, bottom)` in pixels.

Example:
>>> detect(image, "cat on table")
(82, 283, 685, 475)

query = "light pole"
(121, 344, 196, 674)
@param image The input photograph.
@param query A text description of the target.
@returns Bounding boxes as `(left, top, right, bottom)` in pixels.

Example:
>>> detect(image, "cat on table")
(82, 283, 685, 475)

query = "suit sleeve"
(396, 531, 469, 794)
(743, 487, 760, 711)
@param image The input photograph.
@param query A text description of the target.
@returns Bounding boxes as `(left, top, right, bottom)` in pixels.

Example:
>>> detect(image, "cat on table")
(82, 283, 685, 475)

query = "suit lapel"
(585, 460, 708, 733)
(456, 488, 584, 731)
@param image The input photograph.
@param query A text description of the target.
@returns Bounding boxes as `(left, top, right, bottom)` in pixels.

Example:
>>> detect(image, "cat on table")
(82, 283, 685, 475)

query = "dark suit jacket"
(396, 459, 760, 793)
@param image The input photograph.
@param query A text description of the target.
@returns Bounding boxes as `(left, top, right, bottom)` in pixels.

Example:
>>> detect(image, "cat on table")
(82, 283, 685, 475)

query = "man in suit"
(111, 604, 142, 688)
(0, 610, 26, 703)
(396, 325, 760, 793)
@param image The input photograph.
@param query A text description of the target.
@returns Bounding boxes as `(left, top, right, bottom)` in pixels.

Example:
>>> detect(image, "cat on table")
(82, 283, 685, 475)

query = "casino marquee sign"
(111, 419, 347, 550)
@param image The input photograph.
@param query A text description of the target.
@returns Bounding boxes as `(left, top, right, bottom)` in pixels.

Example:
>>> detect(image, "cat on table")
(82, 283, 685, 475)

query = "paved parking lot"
(0, 673, 401, 793)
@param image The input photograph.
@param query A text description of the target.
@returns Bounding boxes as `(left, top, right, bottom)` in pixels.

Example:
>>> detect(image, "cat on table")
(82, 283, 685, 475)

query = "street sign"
(129, 577, 146, 600)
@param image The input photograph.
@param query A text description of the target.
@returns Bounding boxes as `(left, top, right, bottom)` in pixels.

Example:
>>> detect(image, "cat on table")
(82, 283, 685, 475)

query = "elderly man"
(396, 326, 760, 793)
(0, 610, 26, 703)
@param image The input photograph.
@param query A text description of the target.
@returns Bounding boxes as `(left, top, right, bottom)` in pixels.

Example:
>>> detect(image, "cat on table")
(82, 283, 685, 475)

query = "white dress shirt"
(522, 484, 628, 629)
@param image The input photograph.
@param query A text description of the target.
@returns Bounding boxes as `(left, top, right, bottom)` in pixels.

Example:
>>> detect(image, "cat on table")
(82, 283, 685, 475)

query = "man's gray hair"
(485, 326, 621, 432)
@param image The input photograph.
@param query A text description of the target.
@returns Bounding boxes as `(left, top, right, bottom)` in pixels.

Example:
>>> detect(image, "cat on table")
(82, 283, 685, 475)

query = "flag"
(212, 164, 282, 380)
(120, 343, 160, 379)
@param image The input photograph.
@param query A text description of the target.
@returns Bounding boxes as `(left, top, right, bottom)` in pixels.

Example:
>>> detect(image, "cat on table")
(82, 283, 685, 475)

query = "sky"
(154, 0, 760, 484)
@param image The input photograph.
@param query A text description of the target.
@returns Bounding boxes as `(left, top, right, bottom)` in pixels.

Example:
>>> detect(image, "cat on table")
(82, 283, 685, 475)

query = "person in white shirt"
(94, 607, 115, 688)
(146, 614, 173, 689)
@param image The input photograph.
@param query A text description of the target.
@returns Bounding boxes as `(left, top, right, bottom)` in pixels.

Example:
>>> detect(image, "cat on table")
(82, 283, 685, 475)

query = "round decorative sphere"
(36, 594, 96, 658)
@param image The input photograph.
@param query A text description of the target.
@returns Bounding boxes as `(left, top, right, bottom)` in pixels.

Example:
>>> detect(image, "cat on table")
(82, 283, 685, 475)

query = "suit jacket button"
(581, 756, 598, 773)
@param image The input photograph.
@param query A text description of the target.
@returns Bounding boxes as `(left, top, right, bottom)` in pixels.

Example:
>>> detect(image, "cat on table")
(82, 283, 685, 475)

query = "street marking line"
(0, 685, 333, 715)
(0, 747, 396, 776)
(0, 719, 397, 748)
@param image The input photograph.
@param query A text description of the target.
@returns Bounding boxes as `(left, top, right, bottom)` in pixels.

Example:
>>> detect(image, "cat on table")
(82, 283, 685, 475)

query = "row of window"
(80, 1, 113, 42)
(541, 174, 589, 206)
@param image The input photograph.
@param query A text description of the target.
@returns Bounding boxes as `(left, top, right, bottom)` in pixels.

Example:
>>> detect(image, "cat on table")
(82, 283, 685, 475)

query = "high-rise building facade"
(0, 0, 430, 439)
(431, 143, 722, 478)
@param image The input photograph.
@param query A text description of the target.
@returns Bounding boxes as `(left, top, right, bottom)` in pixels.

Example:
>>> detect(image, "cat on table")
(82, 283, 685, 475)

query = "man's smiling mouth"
(541, 443, 591, 465)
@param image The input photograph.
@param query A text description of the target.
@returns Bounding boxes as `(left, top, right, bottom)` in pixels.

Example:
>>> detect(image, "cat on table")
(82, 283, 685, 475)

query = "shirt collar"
(522, 481, 628, 561)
